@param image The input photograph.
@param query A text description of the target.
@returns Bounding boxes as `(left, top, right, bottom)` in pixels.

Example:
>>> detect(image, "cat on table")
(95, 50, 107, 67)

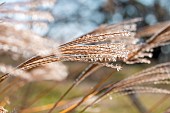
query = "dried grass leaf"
(116, 86, 170, 95)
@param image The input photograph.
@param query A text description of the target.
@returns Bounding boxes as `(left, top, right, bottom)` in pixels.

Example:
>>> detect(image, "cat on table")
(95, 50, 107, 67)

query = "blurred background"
(2, 0, 170, 62)
(0, 0, 170, 113)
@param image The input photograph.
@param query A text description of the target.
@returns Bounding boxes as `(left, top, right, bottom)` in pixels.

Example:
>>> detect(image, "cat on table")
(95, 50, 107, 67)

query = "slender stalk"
(148, 95, 169, 113)
(128, 93, 147, 113)
(59, 72, 114, 113)
(48, 64, 101, 113)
